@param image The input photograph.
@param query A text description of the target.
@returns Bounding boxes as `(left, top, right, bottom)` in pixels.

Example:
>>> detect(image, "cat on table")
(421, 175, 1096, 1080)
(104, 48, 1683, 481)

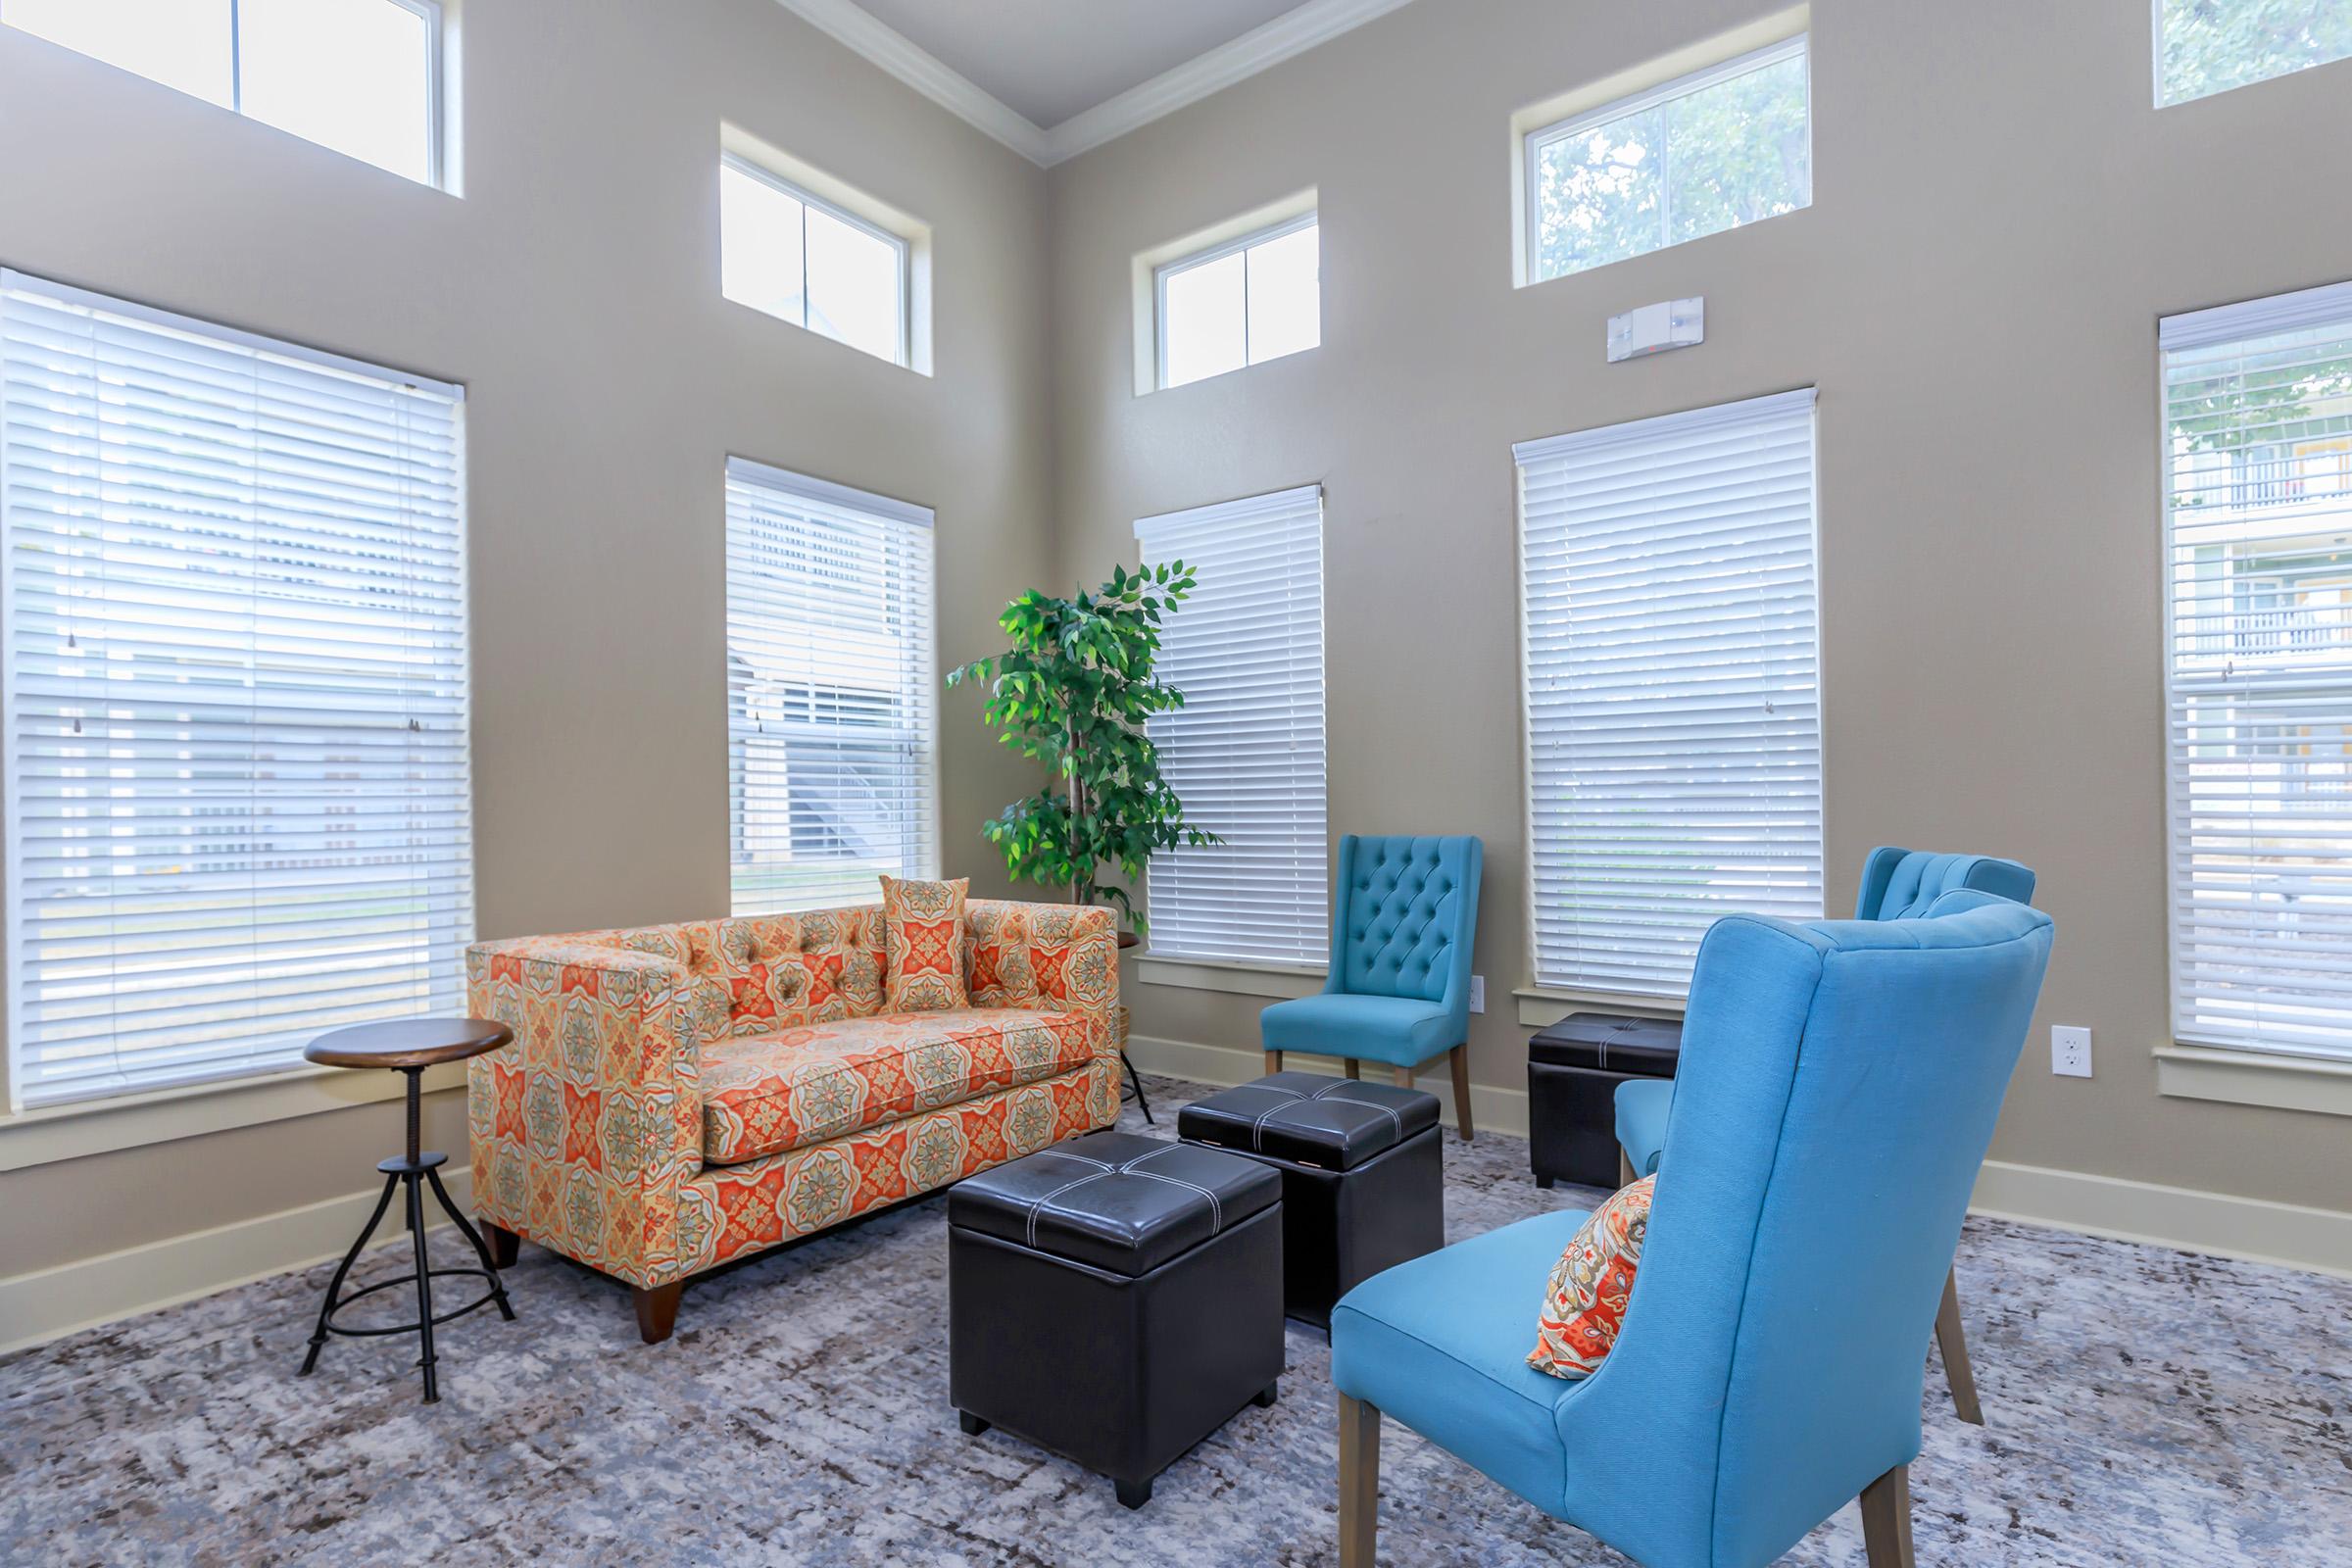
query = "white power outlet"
(1470, 975, 1486, 1014)
(2051, 1025, 2092, 1078)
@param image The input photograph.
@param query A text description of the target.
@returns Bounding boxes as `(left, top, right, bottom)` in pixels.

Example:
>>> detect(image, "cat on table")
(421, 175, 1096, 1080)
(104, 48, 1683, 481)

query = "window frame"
(0, 0, 447, 188)
(2159, 279, 2352, 1066)
(1514, 387, 1826, 1004)
(721, 151, 913, 370)
(1134, 484, 1330, 969)
(2152, 0, 2352, 107)
(0, 268, 474, 1113)
(1521, 31, 1810, 286)
(1152, 211, 1321, 392)
(721, 455, 940, 916)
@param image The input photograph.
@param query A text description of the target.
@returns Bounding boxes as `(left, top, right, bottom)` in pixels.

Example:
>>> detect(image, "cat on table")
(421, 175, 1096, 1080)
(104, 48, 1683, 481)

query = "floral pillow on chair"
(880, 875, 970, 1012)
(1528, 1173, 1654, 1379)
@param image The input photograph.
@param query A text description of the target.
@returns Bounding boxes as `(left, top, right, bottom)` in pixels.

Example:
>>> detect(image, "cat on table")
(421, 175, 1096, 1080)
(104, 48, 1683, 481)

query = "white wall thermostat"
(1607, 297, 1705, 362)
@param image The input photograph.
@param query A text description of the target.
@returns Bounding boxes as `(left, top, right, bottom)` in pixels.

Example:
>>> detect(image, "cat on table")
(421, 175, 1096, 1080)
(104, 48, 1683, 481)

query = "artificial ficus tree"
(947, 562, 1218, 933)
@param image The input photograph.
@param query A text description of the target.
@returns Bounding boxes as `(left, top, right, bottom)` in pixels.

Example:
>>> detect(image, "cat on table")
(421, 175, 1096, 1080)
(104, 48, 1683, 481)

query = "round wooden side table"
(298, 1018, 517, 1403)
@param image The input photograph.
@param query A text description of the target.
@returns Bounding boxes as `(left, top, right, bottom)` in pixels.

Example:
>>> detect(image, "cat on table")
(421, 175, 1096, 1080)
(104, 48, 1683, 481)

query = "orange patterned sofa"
(464, 899, 1119, 1342)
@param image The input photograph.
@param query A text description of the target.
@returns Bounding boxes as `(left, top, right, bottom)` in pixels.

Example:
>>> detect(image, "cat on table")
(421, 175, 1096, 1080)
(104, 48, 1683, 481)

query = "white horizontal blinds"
(2, 270, 472, 1108)
(1516, 387, 1823, 999)
(725, 458, 937, 914)
(2162, 282, 2352, 1061)
(1136, 486, 1328, 966)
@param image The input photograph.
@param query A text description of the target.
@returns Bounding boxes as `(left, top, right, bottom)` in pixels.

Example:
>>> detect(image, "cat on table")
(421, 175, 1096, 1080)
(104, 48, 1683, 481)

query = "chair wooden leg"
(1859, 1463, 1915, 1568)
(1265, 1051, 1284, 1075)
(1447, 1044, 1473, 1141)
(1338, 1393, 1381, 1568)
(1618, 1149, 1638, 1190)
(1392, 1064, 1414, 1090)
(1344, 1057, 1360, 1080)
(1936, 1265, 1984, 1425)
(633, 1282, 683, 1345)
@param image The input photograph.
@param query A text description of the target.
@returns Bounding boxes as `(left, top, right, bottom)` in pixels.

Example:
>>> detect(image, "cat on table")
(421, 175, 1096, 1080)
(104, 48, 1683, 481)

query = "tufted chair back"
(1330, 835, 1483, 1006)
(1854, 846, 2035, 921)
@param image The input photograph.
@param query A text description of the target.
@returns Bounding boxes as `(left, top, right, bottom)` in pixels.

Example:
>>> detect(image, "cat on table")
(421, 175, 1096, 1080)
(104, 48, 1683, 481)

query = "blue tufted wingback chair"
(1260, 835, 1484, 1140)
(1331, 893, 2055, 1568)
(1612, 845, 2036, 1428)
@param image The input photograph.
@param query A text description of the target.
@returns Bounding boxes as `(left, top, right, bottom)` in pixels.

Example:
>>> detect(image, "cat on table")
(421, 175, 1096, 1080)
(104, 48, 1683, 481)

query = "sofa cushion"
(881, 875, 970, 1012)
(699, 1006, 1093, 1165)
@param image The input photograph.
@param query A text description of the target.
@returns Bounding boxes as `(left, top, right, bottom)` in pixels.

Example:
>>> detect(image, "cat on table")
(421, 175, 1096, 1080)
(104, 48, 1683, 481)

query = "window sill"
(1514, 988, 1689, 1029)
(1135, 956, 1326, 1001)
(0, 1059, 471, 1173)
(2154, 1044, 2352, 1120)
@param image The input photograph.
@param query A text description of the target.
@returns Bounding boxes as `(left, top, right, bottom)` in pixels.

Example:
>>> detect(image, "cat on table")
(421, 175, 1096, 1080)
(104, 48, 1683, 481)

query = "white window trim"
(1152, 211, 1319, 392)
(721, 151, 913, 370)
(1134, 955, 1326, 1002)
(1512, 11, 1809, 288)
(0, 1057, 470, 1172)
(722, 455, 941, 914)
(0, 0, 450, 189)
(1514, 386, 1826, 1001)
(2159, 277, 2352, 1069)
(1, 268, 473, 1116)
(1134, 483, 1330, 967)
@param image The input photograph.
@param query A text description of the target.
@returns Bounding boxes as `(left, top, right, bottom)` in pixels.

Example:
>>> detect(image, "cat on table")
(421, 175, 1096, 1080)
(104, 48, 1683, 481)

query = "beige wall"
(0, 0, 1053, 1276)
(1048, 0, 2352, 1211)
(6, 0, 2349, 1297)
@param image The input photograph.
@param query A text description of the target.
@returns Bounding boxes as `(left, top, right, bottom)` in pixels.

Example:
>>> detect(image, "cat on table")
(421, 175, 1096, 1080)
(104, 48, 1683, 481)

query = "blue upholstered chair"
(1260, 835, 1483, 1140)
(1614, 845, 2036, 1424)
(1331, 893, 2054, 1568)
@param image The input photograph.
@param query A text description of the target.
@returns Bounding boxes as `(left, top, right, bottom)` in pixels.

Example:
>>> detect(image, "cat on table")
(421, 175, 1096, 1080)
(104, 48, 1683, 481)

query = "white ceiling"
(773, 0, 1419, 166)
(849, 0, 1309, 129)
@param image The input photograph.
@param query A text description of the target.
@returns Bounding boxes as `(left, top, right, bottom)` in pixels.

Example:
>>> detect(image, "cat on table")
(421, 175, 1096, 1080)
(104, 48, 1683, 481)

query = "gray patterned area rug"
(5, 1075, 2349, 1566)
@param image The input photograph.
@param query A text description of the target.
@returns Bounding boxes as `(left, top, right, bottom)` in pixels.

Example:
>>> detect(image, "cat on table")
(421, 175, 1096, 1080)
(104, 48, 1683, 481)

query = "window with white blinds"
(1136, 486, 1328, 967)
(726, 457, 937, 914)
(1516, 387, 1823, 1000)
(2162, 282, 2352, 1061)
(2, 271, 471, 1109)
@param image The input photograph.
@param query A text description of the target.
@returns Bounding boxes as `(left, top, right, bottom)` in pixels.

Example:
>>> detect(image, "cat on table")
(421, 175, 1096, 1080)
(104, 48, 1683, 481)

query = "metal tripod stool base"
(1120, 1051, 1155, 1126)
(296, 1027, 518, 1403)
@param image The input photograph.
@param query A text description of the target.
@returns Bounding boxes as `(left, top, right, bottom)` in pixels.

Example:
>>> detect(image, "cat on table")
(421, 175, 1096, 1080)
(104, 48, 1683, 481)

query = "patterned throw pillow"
(880, 875, 970, 1012)
(1527, 1174, 1654, 1380)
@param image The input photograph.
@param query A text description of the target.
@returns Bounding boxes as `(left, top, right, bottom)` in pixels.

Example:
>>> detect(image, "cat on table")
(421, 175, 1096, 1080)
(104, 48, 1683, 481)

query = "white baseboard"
(1128, 1033, 2352, 1280)
(13, 1054, 2348, 1357)
(0, 1166, 476, 1355)
(1127, 1032, 1532, 1138)
(1970, 1158, 2352, 1280)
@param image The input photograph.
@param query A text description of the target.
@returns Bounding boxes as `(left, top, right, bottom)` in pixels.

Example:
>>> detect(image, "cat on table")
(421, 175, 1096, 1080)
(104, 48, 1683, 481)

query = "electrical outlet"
(2051, 1025, 2092, 1078)
(1470, 975, 1486, 1014)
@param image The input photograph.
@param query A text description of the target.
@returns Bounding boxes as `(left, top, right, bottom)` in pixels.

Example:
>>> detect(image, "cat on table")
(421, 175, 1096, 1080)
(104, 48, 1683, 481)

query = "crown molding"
(1040, 0, 1419, 164)
(769, 0, 1422, 170)
(769, 0, 1054, 164)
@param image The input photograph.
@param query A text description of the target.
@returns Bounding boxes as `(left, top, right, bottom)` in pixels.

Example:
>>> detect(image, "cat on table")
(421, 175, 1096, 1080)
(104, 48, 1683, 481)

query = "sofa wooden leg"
(1339, 1393, 1381, 1568)
(481, 1220, 520, 1269)
(1265, 1051, 1284, 1075)
(1392, 1064, 1414, 1090)
(633, 1282, 683, 1345)
(1618, 1149, 1638, 1190)
(1344, 1057, 1360, 1080)
(1936, 1265, 1984, 1425)
(1448, 1045, 1473, 1141)
(1859, 1463, 1915, 1568)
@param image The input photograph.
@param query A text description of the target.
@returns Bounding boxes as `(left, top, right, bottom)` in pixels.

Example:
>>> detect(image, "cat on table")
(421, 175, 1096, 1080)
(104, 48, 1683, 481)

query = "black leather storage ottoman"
(1175, 1073, 1444, 1330)
(948, 1130, 1284, 1509)
(1527, 1012, 1682, 1188)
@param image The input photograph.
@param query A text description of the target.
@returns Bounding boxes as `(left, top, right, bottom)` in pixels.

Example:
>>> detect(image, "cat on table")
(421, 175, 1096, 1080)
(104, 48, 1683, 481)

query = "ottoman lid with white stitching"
(1176, 1072, 1440, 1172)
(947, 1130, 1281, 1278)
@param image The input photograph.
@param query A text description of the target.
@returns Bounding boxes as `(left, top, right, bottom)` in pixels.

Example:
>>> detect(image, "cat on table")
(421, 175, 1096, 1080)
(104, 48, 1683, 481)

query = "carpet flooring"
(4, 1075, 2349, 1566)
